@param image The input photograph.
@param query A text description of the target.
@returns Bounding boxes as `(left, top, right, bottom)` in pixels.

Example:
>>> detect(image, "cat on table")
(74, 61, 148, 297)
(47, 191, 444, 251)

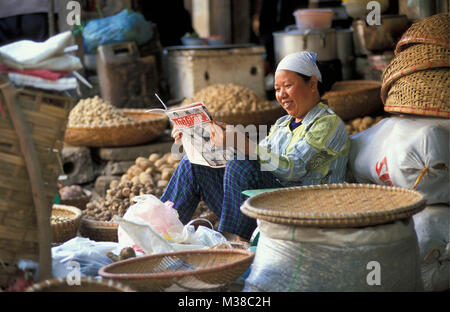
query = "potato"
(131, 175, 140, 185)
(127, 165, 143, 178)
(157, 180, 169, 188)
(109, 179, 119, 189)
(154, 158, 166, 168)
(136, 157, 152, 170)
(361, 116, 374, 128)
(139, 172, 153, 185)
(161, 171, 171, 181)
(345, 124, 353, 133)
(166, 153, 178, 165)
(120, 174, 130, 183)
(149, 153, 161, 162)
(351, 118, 362, 129)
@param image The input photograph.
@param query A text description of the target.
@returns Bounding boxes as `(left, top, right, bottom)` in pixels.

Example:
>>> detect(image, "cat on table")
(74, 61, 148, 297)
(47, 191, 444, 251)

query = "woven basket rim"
(241, 207, 419, 228)
(383, 104, 450, 118)
(81, 217, 119, 229)
(66, 109, 167, 130)
(394, 13, 450, 53)
(211, 101, 283, 118)
(395, 35, 449, 54)
(323, 80, 382, 96)
(98, 248, 254, 280)
(52, 204, 82, 224)
(64, 109, 168, 147)
(25, 276, 135, 292)
(241, 184, 426, 225)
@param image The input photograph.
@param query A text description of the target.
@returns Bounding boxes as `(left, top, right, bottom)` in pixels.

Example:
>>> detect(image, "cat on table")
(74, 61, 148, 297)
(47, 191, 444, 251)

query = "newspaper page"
(148, 102, 230, 168)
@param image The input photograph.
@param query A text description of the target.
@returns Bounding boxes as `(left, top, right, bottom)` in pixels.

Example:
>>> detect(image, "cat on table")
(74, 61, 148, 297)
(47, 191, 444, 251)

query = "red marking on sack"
(375, 156, 393, 186)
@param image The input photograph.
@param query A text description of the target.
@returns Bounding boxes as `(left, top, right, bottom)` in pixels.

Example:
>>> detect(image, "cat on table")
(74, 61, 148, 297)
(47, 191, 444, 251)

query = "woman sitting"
(160, 51, 350, 241)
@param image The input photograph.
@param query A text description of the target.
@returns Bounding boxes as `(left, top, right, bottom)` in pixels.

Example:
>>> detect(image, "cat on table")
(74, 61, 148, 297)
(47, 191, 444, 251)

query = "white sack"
(348, 117, 449, 205)
(243, 218, 423, 292)
(0, 31, 82, 71)
(413, 204, 449, 292)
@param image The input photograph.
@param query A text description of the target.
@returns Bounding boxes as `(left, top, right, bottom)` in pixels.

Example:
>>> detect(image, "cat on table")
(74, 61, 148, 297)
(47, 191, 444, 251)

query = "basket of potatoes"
(345, 115, 386, 136)
(64, 96, 168, 147)
(80, 152, 180, 242)
(181, 83, 285, 126)
(322, 80, 383, 121)
(51, 205, 82, 244)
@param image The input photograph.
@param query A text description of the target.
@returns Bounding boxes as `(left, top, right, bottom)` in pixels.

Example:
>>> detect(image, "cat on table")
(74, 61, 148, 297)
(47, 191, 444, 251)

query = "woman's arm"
(257, 115, 349, 181)
(210, 121, 259, 157)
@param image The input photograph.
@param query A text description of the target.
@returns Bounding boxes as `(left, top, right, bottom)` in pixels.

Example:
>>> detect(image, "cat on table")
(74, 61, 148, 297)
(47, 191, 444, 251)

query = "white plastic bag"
(348, 117, 449, 205)
(51, 237, 125, 278)
(115, 195, 230, 254)
(117, 195, 185, 249)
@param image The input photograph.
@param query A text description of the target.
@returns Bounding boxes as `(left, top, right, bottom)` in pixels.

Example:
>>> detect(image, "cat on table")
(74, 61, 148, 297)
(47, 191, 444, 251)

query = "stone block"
(103, 160, 135, 176)
(96, 133, 173, 161)
(60, 144, 96, 185)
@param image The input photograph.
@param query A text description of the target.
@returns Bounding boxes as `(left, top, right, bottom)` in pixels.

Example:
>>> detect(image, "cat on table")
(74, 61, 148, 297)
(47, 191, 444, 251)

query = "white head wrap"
(275, 51, 322, 83)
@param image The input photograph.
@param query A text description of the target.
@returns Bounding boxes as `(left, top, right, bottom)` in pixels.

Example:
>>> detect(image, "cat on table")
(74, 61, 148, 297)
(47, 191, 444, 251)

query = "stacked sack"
(348, 13, 449, 292)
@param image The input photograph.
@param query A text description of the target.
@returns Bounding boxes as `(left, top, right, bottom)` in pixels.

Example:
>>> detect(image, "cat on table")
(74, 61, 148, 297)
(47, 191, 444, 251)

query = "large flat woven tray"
(98, 249, 254, 292)
(241, 184, 426, 227)
(64, 109, 168, 147)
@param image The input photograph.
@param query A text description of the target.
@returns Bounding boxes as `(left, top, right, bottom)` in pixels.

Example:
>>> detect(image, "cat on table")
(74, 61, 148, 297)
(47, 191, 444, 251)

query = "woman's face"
(274, 69, 319, 122)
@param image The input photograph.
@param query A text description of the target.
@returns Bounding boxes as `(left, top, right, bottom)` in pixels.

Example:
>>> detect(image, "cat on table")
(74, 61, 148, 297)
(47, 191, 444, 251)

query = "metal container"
(273, 26, 337, 64)
(336, 28, 354, 80)
(163, 44, 266, 100)
(97, 41, 160, 109)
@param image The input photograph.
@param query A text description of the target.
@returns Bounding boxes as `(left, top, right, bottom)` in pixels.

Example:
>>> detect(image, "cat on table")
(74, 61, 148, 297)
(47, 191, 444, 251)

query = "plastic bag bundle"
(348, 117, 449, 205)
(115, 195, 229, 254)
(413, 204, 449, 292)
(82, 9, 153, 54)
(243, 219, 423, 292)
(51, 237, 124, 278)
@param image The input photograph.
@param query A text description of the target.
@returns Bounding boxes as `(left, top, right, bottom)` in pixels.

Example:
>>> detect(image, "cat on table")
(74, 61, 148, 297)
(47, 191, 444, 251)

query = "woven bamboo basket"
(395, 13, 449, 54)
(381, 44, 450, 101)
(384, 68, 450, 118)
(211, 103, 285, 126)
(79, 218, 118, 242)
(51, 205, 82, 244)
(0, 79, 73, 288)
(321, 80, 383, 121)
(98, 249, 254, 292)
(26, 276, 135, 292)
(241, 184, 426, 228)
(64, 109, 168, 147)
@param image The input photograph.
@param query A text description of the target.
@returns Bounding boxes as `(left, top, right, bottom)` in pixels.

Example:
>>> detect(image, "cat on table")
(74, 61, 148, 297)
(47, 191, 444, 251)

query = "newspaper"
(147, 102, 230, 168)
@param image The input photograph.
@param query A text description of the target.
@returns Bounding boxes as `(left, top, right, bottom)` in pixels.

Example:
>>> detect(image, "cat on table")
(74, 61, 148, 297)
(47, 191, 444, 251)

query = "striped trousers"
(160, 155, 283, 240)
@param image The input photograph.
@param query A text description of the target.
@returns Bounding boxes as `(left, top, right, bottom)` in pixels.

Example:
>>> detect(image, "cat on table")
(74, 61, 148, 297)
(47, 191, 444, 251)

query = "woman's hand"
(210, 121, 230, 147)
(171, 127, 183, 144)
